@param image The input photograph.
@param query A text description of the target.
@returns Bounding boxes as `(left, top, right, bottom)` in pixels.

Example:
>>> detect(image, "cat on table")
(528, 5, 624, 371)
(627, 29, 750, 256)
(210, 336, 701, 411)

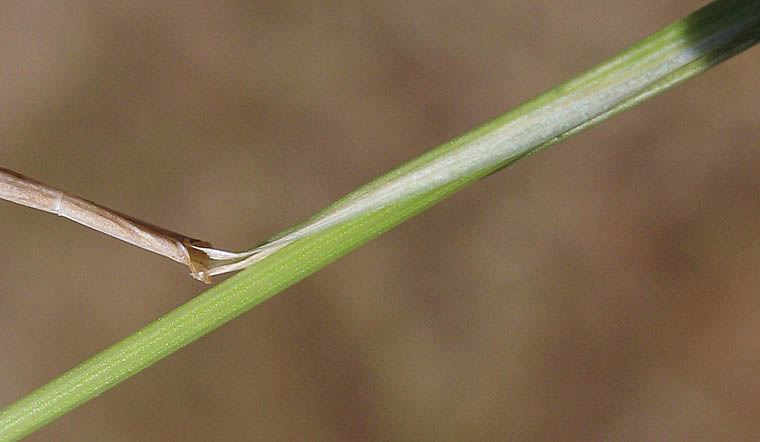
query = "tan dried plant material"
(0, 167, 233, 283)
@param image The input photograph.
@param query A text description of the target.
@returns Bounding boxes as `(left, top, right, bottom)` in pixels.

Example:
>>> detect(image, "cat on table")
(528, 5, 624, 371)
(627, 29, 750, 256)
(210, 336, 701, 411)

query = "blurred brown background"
(1, 1, 759, 440)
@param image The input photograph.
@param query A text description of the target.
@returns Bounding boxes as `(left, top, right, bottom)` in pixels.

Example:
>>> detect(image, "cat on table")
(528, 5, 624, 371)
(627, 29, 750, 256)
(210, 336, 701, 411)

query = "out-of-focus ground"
(1, 1, 759, 440)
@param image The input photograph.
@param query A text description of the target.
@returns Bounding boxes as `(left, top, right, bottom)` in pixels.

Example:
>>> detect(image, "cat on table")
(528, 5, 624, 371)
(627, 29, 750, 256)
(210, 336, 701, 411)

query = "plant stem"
(1, 0, 758, 439)
(0, 167, 216, 282)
